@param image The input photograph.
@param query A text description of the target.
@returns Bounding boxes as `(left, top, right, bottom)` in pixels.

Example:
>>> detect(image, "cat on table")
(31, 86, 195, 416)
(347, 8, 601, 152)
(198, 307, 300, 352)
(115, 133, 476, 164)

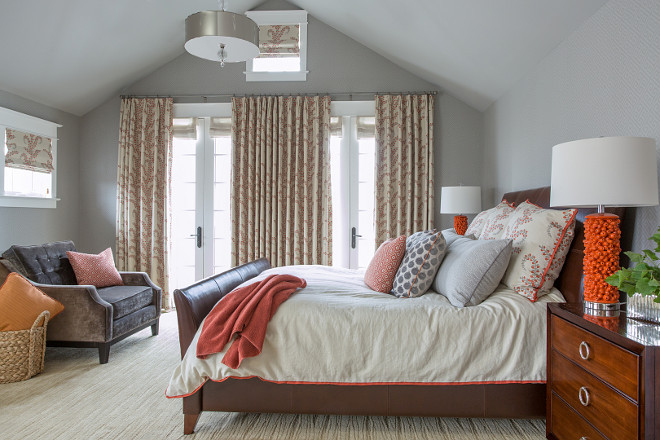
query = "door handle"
(190, 226, 202, 248)
(351, 227, 362, 249)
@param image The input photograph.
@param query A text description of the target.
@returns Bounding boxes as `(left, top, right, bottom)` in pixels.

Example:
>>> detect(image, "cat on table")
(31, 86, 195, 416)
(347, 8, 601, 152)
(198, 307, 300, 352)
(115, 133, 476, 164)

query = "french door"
(170, 112, 232, 291)
(330, 103, 376, 270)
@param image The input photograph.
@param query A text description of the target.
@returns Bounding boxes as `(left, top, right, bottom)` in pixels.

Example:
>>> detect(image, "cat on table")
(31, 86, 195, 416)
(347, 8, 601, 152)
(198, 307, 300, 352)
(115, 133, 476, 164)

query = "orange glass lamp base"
(583, 213, 621, 309)
(454, 215, 468, 235)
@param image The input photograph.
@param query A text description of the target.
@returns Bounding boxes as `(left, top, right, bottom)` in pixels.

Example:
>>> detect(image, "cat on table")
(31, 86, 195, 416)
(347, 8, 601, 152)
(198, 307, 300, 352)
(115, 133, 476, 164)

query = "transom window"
(245, 10, 308, 82)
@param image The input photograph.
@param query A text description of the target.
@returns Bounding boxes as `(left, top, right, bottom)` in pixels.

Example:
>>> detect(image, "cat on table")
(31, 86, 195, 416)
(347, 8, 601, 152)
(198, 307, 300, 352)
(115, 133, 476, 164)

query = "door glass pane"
(212, 137, 232, 274)
(170, 137, 197, 290)
(356, 136, 376, 270)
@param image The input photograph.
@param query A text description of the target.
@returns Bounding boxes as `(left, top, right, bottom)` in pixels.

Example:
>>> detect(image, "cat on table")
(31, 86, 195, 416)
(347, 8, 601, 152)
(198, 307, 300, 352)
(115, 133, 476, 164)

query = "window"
(245, 10, 308, 82)
(0, 106, 60, 208)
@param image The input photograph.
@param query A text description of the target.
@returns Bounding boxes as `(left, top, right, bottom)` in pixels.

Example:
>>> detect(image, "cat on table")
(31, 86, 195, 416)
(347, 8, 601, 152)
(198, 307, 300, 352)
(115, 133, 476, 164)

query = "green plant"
(606, 227, 660, 302)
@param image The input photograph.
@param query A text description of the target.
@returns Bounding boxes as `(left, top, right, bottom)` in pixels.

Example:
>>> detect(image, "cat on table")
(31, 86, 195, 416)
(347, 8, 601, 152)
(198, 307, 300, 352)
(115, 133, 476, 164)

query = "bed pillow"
(464, 210, 491, 238)
(66, 248, 123, 288)
(0, 272, 64, 331)
(433, 236, 513, 307)
(364, 236, 407, 293)
(500, 201, 577, 301)
(391, 230, 447, 298)
(478, 201, 516, 240)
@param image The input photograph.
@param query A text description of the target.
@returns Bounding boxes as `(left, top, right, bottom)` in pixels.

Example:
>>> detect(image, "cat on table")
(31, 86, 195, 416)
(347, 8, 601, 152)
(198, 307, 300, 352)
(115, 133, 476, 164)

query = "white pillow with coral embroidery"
(500, 201, 577, 301)
(464, 209, 491, 238)
(478, 201, 516, 240)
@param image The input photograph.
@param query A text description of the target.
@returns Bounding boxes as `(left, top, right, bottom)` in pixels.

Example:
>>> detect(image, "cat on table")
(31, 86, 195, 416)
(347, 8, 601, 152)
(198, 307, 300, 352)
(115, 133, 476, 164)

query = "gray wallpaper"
(0, 89, 81, 251)
(483, 0, 660, 252)
(78, 2, 483, 251)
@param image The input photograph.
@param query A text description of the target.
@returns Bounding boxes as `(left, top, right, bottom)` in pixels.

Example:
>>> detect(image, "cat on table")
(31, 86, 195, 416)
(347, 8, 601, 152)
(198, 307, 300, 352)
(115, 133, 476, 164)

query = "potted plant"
(606, 227, 660, 322)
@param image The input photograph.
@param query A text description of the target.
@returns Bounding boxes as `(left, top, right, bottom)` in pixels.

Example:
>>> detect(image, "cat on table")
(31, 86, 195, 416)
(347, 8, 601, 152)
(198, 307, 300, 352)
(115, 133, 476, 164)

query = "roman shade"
(5, 128, 54, 173)
(208, 117, 231, 138)
(258, 24, 299, 58)
(172, 118, 197, 139)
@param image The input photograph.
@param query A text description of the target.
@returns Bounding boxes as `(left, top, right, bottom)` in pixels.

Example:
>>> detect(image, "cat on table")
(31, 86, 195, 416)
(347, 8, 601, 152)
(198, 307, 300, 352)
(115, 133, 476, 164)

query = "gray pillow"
(433, 236, 513, 307)
(391, 230, 447, 298)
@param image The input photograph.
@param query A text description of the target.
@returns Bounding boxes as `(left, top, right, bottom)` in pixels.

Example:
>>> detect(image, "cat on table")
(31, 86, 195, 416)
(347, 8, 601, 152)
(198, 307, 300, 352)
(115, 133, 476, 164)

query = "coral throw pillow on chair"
(66, 248, 123, 288)
(364, 236, 407, 293)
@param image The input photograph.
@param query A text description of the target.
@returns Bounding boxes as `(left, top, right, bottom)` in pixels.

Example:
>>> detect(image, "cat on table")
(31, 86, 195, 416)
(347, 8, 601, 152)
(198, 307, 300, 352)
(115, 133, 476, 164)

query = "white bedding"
(166, 265, 563, 398)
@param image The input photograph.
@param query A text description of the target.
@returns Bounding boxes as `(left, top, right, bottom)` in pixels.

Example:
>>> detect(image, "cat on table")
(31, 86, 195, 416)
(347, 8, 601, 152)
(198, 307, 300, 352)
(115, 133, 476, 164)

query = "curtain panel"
(116, 97, 174, 310)
(374, 94, 435, 245)
(231, 95, 332, 267)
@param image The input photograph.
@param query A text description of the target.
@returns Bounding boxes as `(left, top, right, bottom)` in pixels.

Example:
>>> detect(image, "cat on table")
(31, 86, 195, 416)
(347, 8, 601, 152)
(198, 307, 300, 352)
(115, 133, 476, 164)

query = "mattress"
(166, 265, 563, 398)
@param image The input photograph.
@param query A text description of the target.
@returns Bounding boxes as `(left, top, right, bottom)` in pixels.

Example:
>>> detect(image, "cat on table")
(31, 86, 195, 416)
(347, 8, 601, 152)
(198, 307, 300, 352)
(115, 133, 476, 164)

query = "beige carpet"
(0, 312, 546, 440)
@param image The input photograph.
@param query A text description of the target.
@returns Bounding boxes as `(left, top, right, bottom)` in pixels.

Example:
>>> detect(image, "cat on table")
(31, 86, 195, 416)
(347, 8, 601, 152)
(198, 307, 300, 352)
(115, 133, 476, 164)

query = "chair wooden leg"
(98, 343, 111, 364)
(184, 413, 200, 435)
(151, 320, 159, 336)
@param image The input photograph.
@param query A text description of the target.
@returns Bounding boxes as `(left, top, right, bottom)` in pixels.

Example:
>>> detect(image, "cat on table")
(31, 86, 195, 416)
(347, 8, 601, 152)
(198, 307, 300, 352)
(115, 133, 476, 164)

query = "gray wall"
(483, 0, 660, 251)
(0, 89, 81, 250)
(79, 1, 483, 251)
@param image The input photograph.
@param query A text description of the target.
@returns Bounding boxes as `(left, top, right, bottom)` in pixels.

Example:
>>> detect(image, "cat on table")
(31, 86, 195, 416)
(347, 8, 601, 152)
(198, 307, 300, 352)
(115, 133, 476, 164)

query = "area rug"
(0, 312, 546, 439)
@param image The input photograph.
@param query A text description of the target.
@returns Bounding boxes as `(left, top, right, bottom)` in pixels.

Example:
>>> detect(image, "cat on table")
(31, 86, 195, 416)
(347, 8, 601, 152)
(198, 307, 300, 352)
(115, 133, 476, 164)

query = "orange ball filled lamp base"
(583, 212, 621, 311)
(453, 215, 468, 235)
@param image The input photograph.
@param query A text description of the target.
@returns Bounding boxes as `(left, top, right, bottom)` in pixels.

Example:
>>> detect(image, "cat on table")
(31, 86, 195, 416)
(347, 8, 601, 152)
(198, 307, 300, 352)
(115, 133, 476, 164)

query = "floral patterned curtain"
(116, 97, 173, 310)
(374, 94, 435, 245)
(231, 95, 332, 267)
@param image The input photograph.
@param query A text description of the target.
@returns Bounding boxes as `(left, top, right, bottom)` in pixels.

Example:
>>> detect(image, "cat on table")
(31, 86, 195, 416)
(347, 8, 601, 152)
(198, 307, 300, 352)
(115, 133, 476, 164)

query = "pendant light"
(184, 1, 259, 67)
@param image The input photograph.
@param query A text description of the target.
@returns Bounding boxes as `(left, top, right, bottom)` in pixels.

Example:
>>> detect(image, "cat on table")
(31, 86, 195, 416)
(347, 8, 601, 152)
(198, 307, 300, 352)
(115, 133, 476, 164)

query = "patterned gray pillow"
(391, 230, 447, 298)
(432, 236, 513, 307)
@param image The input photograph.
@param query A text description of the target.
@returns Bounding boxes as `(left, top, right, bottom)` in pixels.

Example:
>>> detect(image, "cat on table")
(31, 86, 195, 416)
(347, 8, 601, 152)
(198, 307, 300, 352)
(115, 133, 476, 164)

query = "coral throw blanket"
(196, 274, 306, 368)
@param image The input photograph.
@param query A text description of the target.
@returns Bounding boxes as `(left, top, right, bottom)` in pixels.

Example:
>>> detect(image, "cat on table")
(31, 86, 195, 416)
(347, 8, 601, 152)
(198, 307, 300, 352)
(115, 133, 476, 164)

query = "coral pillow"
(501, 201, 577, 301)
(66, 248, 123, 288)
(364, 236, 406, 293)
(0, 272, 64, 331)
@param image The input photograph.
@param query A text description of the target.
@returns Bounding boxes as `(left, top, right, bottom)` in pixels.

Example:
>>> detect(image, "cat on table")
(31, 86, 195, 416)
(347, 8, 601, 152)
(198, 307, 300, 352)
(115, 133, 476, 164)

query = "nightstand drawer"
(550, 392, 606, 440)
(551, 351, 638, 440)
(551, 315, 639, 401)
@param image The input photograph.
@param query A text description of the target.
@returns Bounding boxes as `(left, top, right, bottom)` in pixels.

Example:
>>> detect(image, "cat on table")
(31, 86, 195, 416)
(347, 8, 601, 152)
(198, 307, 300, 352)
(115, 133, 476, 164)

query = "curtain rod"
(119, 90, 440, 101)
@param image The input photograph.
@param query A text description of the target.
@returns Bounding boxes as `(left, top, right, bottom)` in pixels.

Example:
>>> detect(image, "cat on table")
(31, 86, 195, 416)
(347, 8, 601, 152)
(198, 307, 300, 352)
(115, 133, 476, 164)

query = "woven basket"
(0, 310, 50, 384)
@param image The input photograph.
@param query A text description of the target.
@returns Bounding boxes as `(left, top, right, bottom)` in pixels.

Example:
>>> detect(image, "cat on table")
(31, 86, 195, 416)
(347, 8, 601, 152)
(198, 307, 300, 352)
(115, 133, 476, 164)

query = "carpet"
(0, 312, 546, 439)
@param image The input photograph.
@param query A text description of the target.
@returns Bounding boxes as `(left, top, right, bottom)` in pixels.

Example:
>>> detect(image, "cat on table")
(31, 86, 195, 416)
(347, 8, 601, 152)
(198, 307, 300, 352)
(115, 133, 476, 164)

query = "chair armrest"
(119, 272, 162, 313)
(32, 283, 113, 342)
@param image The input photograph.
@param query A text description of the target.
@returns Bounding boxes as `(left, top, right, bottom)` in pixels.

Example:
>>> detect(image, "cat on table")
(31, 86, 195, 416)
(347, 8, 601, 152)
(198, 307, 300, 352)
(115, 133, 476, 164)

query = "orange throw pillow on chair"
(364, 236, 407, 293)
(66, 248, 123, 288)
(0, 272, 64, 331)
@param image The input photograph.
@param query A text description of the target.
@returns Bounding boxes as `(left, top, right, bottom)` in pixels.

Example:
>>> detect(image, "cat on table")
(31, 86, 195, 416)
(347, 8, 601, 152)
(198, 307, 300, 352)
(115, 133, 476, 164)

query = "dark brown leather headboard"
(501, 186, 629, 304)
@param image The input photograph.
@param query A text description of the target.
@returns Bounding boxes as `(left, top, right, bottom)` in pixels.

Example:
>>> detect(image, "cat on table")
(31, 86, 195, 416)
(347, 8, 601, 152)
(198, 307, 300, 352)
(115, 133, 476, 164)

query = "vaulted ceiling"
(0, 0, 608, 116)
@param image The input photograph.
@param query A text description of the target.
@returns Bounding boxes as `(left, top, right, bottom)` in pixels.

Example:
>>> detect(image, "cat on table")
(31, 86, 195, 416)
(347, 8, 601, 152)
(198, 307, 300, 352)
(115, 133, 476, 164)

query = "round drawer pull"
(579, 386, 590, 406)
(579, 341, 590, 360)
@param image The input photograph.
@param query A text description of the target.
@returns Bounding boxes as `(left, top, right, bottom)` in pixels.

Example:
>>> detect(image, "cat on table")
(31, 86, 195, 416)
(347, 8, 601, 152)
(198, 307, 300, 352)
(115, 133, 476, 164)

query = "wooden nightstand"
(547, 303, 660, 440)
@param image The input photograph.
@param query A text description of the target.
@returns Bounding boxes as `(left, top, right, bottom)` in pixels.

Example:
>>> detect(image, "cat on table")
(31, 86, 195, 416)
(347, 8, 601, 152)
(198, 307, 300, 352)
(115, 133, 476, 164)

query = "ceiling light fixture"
(184, 1, 259, 67)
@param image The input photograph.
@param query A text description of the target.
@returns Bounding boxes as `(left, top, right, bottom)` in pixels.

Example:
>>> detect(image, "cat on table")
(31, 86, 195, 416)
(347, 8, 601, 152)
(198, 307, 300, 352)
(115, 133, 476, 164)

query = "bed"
(168, 186, 630, 434)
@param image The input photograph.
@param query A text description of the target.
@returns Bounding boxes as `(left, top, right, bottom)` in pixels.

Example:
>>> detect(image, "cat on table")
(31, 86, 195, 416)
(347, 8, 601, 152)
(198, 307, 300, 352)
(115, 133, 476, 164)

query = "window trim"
(244, 10, 308, 82)
(0, 106, 60, 209)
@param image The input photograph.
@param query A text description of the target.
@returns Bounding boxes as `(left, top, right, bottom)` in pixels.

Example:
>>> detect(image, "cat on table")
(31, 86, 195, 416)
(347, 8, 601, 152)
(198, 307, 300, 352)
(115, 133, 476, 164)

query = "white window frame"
(244, 10, 308, 82)
(0, 106, 60, 209)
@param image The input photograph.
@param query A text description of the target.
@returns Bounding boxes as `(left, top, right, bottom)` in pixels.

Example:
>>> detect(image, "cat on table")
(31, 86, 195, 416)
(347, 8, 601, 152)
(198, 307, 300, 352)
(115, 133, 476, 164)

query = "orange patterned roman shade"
(258, 24, 300, 58)
(5, 128, 54, 173)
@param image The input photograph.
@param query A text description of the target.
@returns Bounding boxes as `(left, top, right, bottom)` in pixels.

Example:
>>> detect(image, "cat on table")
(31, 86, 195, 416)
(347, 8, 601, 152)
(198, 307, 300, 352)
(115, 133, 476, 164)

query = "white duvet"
(166, 265, 563, 398)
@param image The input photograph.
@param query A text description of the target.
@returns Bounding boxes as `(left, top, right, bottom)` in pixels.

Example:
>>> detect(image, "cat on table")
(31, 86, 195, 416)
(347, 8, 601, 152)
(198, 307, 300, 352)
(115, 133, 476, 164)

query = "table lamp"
(550, 136, 659, 312)
(440, 186, 481, 235)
